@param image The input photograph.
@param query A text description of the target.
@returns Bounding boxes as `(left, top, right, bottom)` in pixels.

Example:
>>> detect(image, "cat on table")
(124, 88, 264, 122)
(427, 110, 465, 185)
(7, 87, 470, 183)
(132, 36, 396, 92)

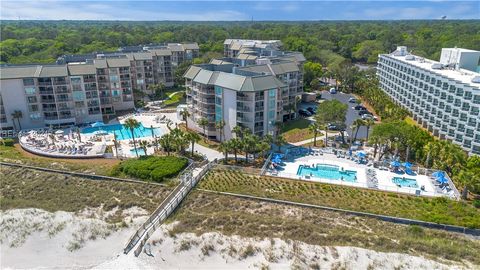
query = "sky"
(0, 0, 479, 21)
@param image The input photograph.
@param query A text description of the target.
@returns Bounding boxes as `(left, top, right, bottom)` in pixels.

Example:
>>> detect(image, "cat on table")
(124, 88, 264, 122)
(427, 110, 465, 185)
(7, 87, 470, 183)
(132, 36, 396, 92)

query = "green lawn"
(164, 91, 185, 107)
(198, 169, 480, 228)
(281, 118, 320, 143)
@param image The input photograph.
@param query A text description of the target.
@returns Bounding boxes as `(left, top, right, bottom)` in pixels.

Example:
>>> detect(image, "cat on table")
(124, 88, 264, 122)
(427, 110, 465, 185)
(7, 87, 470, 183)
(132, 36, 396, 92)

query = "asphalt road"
(299, 91, 369, 141)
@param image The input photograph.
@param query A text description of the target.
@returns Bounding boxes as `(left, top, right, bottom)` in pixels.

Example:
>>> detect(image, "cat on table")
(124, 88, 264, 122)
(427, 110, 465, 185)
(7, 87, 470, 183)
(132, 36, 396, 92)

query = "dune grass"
(169, 191, 480, 265)
(198, 169, 480, 228)
(0, 166, 170, 222)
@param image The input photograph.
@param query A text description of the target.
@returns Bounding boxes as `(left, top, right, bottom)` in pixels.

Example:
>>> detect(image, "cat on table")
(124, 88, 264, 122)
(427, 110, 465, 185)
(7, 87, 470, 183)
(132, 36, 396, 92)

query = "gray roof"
(237, 65, 271, 75)
(132, 52, 153, 61)
(94, 59, 108, 69)
(106, 58, 131, 68)
(0, 65, 41, 79)
(209, 59, 233, 65)
(182, 43, 199, 50)
(237, 54, 258, 60)
(270, 62, 299, 74)
(167, 43, 184, 52)
(38, 65, 68, 77)
(188, 67, 285, 92)
(184, 66, 202, 79)
(149, 49, 172, 56)
(67, 63, 96, 75)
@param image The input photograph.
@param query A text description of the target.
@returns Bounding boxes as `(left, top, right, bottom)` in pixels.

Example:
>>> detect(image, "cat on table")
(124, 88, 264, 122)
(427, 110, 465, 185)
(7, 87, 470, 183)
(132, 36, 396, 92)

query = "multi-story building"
(184, 62, 286, 140)
(184, 39, 305, 141)
(377, 46, 480, 155)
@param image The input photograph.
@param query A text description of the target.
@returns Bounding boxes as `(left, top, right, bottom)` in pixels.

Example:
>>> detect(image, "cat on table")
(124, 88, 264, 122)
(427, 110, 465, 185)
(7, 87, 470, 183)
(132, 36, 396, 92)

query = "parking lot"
(299, 90, 372, 141)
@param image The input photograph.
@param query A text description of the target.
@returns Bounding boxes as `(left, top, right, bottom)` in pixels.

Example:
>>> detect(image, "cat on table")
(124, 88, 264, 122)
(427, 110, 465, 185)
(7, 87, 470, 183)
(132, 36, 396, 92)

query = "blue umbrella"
(91, 121, 105, 127)
(403, 162, 412, 168)
(356, 152, 366, 158)
(432, 171, 444, 178)
(390, 160, 400, 167)
(271, 158, 281, 163)
(436, 175, 448, 184)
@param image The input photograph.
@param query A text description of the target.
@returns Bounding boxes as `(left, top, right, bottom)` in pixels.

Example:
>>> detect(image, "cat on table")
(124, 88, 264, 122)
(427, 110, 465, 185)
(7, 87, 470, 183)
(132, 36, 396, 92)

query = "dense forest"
(1, 20, 479, 66)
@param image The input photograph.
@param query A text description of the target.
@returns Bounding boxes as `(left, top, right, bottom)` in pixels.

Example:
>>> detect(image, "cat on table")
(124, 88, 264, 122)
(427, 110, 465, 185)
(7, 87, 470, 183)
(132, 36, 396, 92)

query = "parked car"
(361, 114, 374, 120)
(298, 109, 311, 117)
(354, 105, 366, 110)
(348, 97, 357, 103)
(358, 110, 371, 116)
(327, 123, 340, 130)
(306, 107, 316, 114)
(329, 88, 337, 94)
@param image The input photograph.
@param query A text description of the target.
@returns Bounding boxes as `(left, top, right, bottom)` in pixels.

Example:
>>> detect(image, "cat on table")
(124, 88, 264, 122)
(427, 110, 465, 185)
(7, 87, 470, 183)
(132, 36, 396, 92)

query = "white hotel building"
(377, 46, 480, 155)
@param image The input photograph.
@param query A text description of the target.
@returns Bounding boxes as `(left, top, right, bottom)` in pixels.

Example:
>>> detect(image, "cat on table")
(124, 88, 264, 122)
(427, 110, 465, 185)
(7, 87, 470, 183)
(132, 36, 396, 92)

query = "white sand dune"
(0, 208, 473, 270)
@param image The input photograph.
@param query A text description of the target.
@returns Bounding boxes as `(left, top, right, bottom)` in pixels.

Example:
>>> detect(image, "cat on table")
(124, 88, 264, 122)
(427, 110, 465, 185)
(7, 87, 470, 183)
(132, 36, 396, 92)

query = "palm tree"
(11, 110, 23, 131)
(274, 121, 284, 136)
(123, 118, 141, 157)
(180, 109, 190, 129)
(232, 125, 243, 139)
(229, 138, 242, 164)
(351, 119, 365, 145)
(159, 134, 173, 155)
(113, 133, 119, 158)
(308, 123, 320, 147)
(219, 141, 230, 164)
(148, 83, 166, 100)
(274, 135, 287, 152)
(215, 120, 225, 141)
(197, 118, 209, 138)
(364, 118, 375, 143)
(139, 140, 149, 156)
(186, 131, 201, 156)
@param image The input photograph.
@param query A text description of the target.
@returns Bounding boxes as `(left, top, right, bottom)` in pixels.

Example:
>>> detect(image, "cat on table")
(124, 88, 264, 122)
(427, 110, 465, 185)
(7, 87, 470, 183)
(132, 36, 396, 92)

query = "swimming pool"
(81, 123, 162, 140)
(392, 177, 418, 188)
(130, 148, 146, 156)
(297, 164, 357, 182)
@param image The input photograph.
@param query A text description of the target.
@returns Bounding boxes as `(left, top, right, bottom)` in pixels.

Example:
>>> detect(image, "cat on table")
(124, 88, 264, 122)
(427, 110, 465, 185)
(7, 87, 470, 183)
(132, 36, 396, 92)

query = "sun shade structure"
(356, 151, 366, 158)
(436, 175, 448, 184)
(432, 171, 445, 178)
(402, 162, 412, 168)
(390, 160, 401, 167)
(91, 121, 105, 127)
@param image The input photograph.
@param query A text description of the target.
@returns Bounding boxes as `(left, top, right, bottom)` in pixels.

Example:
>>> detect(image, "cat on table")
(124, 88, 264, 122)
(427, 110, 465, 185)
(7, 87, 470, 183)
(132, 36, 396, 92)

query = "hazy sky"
(1, 0, 479, 21)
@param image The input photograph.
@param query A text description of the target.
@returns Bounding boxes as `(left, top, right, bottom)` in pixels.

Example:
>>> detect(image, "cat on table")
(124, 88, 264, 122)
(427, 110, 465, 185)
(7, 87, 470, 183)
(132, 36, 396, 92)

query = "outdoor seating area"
(266, 146, 460, 199)
(19, 129, 106, 158)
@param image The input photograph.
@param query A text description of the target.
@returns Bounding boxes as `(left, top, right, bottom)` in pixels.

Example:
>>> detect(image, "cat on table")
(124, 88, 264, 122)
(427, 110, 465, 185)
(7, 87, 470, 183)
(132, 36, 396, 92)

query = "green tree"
(303, 61, 323, 90)
(308, 122, 321, 147)
(185, 131, 201, 156)
(180, 109, 190, 129)
(123, 118, 141, 157)
(197, 118, 209, 138)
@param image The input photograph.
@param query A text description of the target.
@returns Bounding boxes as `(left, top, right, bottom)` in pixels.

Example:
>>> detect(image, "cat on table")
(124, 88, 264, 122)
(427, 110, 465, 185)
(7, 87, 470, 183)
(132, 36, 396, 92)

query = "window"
(24, 87, 36, 95)
(28, 104, 39, 112)
(23, 78, 35, 86)
(29, 112, 41, 120)
(27, 96, 37, 103)
(70, 77, 82, 84)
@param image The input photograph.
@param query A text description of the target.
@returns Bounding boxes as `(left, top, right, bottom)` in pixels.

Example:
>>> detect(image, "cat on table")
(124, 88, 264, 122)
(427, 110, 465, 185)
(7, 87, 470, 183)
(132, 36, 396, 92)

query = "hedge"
(116, 156, 188, 182)
(1, 138, 15, 147)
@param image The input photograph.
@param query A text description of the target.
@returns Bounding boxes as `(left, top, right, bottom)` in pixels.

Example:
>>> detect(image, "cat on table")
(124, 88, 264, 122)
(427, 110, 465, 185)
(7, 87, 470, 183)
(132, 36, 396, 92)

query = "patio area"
(266, 147, 460, 199)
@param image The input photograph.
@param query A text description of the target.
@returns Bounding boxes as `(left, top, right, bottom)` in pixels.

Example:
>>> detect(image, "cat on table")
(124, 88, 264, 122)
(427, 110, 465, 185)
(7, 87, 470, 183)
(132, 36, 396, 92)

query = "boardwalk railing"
(124, 160, 216, 256)
(260, 152, 273, 175)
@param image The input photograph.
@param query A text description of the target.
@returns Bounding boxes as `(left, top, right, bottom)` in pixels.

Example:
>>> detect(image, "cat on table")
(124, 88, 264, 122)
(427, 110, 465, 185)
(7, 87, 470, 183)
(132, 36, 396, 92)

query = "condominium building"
(377, 46, 480, 155)
(184, 39, 305, 141)
(0, 42, 199, 135)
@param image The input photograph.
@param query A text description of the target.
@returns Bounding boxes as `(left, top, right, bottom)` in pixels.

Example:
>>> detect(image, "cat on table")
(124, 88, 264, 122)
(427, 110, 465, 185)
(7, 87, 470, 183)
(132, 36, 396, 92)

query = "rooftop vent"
(472, 76, 480, 83)
(431, 63, 443, 69)
(405, 55, 415, 61)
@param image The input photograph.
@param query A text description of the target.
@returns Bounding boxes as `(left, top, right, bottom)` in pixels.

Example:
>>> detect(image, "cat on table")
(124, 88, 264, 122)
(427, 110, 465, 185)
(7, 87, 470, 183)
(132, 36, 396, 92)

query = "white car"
(329, 88, 337, 94)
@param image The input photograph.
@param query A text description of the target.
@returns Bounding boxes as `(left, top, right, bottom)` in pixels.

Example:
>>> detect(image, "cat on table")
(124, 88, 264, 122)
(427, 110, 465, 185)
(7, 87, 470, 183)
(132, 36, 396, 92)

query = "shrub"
(118, 156, 188, 182)
(473, 200, 480, 209)
(2, 138, 15, 147)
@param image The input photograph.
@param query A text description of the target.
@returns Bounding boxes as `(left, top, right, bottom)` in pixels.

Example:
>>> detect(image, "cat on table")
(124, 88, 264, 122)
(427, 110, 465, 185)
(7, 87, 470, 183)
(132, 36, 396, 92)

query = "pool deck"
(267, 152, 451, 198)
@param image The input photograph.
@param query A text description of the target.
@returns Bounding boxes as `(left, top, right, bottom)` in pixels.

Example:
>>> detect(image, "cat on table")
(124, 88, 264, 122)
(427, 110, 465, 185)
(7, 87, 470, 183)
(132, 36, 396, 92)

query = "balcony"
(237, 116, 251, 123)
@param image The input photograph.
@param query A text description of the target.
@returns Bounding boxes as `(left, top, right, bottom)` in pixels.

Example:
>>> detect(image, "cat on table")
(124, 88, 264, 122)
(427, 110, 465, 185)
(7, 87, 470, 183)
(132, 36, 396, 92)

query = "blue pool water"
(297, 164, 357, 182)
(81, 123, 162, 140)
(130, 148, 146, 156)
(392, 177, 418, 188)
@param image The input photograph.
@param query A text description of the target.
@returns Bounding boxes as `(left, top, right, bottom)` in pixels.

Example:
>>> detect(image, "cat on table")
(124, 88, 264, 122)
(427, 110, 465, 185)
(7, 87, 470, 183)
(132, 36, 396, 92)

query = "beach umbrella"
(436, 175, 448, 184)
(390, 160, 400, 167)
(91, 121, 105, 127)
(432, 171, 444, 178)
(403, 162, 412, 168)
(55, 130, 64, 135)
(356, 151, 366, 158)
(93, 130, 108, 136)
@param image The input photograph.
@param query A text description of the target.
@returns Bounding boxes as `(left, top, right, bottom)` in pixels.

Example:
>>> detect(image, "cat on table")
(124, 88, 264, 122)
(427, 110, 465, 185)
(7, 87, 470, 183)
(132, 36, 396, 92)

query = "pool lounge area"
(267, 147, 459, 199)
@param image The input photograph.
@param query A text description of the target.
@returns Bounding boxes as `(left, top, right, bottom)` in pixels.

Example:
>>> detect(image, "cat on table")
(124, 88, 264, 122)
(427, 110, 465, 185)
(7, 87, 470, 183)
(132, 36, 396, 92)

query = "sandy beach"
(1, 208, 473, 270)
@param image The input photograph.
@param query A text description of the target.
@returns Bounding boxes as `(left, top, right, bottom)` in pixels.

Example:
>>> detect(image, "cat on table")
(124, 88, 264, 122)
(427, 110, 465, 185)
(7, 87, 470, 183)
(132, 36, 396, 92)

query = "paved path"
(291, 132, 340, 146)
(188, 143, 223, 161)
